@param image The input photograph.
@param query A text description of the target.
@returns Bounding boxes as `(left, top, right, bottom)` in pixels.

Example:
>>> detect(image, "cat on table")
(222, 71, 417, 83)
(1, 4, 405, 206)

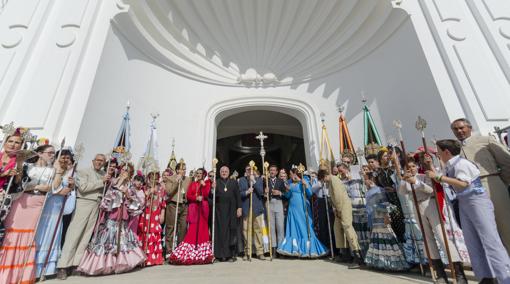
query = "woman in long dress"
(35, 149, 75, 278)
(77, 164, 146, 275)
(277, 168, 328, 258)
(169, 168, 213, 265)
(138, 171, 165, 266)
(364, 173, 409, 271)
(0, 142, 59, 284)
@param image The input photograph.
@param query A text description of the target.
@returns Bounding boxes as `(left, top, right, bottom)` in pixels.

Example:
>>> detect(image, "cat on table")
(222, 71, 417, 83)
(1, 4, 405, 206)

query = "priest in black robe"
(211, 166, 242, 262)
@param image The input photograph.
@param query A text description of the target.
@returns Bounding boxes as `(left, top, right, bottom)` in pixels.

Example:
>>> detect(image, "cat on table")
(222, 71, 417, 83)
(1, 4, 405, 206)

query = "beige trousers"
(243, 214, 264, 256)
(333, 197, 360, 251)
(57, 199, 99, 268)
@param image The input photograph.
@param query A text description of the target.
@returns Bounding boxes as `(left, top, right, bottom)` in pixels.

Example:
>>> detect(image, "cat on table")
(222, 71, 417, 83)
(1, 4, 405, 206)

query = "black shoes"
(431, 259, 448, 284)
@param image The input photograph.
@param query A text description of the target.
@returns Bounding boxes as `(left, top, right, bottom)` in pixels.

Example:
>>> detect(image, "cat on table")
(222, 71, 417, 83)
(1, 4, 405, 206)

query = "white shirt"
(445, 155, 480, 192)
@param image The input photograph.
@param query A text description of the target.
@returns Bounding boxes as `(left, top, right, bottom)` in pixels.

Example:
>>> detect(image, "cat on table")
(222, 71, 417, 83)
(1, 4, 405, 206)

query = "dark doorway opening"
(215, 110, 306, 175)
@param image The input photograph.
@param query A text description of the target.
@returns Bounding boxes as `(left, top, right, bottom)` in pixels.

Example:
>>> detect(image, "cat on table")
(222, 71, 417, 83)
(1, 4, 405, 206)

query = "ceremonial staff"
(115, 151, 132, 256)
(390, 130, 425, 274)
(321, 178, 334, 260)
(211, 158, 218, 257)
(18, 137, 64, 282)
(143, 159, 159, 260)
(195, 175, 202, 249)
(354, 148, 367, 206)
(319, 115, 335, 260)
(90, 150, 117, 244)
(40, 142, 84, 281)
(394, 120, 435, 280)
(172, 159, 184, 251)
(416, 116, 456, 283)
(247, 160, 256, 261)
(0, 129, 36, 212)
(297, 163, 311, 258)
(256, 131, 272, 261)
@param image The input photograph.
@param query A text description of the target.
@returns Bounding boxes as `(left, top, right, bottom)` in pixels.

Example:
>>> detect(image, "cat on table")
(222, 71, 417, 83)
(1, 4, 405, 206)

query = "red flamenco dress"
(137, 185, 166, 266)
(169, 180, 213, 265)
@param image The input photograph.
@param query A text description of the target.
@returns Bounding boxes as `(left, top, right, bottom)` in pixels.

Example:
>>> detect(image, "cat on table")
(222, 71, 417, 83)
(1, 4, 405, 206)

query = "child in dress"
(364, 172, 409, 271)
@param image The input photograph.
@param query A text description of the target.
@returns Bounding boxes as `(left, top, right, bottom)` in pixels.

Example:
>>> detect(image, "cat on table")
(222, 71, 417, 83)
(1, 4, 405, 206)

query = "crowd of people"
(0, 118, 509, 284)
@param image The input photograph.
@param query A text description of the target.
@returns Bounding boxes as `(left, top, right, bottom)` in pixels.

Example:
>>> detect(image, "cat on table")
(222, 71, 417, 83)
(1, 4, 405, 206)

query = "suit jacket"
(329, 175, 352, 216)
(76, 167, 105, 200)
(238, 176, 264, 218)
(165, 175, 192, 203)
(461, 135, 510, 185)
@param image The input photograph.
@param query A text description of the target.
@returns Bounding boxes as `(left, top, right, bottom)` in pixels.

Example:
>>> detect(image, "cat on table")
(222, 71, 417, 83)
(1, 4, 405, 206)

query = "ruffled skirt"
(169, 241, 213, 265)
(365, 226, 410, 271)
(77, 219, 146, 275)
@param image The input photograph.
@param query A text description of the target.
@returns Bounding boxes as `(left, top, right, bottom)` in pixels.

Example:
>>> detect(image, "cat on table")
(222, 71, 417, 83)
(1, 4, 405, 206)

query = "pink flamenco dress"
(77, 184, 146, 275)
(169, 180, 213, 265)
(137, 185, 166, 266)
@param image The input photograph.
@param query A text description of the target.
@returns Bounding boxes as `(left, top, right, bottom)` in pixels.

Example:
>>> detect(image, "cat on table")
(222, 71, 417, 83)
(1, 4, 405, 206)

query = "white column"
(395, 0, 510, 135)
(0, 0, 124, 144)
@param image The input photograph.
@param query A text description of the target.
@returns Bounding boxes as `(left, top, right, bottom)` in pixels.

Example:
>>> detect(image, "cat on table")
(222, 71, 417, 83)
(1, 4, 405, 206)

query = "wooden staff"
(263, 162, 272, 260)
(256, 131, 272, 261)
(321, 181, 334, 260)
(40, 141, 84, 281)
(195, 176, 202, 249)
(393, 119, 435, 280)
(416, 116, 456, 283)
(247, 160, 256, 261)
(211, 158, 218, 257)
(171, 160, 185, 251)
(115, 152, 132, 256)
(18, 138, 64, 282)
(144, 172, 158, 257)
(90, 151, 117, 243)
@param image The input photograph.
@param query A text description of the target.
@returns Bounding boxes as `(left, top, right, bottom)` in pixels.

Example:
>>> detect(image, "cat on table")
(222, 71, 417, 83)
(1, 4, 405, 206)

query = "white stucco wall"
(75, 18, 451, 170)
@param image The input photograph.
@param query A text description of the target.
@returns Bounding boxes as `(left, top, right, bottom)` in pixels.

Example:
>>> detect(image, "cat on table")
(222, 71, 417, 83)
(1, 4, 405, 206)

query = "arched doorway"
(216, 110, 306, 174)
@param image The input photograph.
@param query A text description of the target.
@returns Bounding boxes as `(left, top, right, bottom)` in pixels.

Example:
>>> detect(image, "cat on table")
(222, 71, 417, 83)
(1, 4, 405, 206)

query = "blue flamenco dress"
(277, 178, 328, 258)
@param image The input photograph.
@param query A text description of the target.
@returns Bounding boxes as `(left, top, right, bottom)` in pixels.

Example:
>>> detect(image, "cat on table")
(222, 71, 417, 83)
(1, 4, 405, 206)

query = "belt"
(77, 196, 100, 202)
(25, 191, 46, 196)
(168, 200, 187, 205)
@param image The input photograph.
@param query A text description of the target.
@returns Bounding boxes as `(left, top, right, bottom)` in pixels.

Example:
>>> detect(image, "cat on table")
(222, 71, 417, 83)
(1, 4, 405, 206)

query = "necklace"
(219, 179, 228, 192)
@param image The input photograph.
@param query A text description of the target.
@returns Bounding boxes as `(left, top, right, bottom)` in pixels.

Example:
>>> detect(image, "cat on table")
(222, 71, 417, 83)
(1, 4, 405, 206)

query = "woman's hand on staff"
(68, 176, 75, 188)
(200, 180, 205, 186)
(58, 187, 72, 196)
(150, 186, 158, 195)
(196, 195, 203, 202)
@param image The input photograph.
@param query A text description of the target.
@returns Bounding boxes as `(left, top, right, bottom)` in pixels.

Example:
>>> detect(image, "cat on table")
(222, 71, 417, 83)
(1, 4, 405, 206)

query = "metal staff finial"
(256, 131, 268, 158)
(393, 119, 403, 141)
(320, 112, 326, 124)
(73, 143, 85, 162)
(415, 116, 427, 135)
(361, 91, 367, 104)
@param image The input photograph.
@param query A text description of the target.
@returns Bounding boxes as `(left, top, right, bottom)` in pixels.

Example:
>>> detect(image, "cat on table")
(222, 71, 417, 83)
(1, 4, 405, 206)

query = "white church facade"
(1, 0, 509, 170)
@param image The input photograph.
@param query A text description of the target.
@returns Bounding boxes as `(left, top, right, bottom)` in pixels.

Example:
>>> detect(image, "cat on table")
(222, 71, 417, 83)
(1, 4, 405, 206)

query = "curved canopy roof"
(114, 0, 408, 87)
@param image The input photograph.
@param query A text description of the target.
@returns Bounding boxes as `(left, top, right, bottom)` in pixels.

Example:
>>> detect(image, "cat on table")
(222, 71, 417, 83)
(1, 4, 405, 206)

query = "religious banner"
(362, 104, 382, 155)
